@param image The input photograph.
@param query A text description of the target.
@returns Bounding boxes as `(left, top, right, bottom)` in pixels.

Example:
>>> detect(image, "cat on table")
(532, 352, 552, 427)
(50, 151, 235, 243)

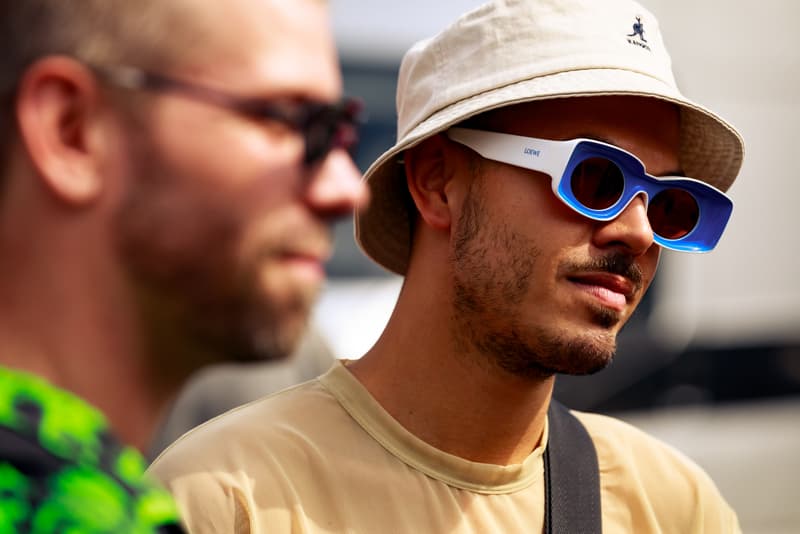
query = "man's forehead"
(177, 0, 340, 101)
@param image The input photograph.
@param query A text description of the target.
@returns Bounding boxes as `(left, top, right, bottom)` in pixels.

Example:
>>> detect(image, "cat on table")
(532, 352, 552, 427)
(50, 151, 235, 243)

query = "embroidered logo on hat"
(627, 16, 651, 50)
(628, 16, 647, 41)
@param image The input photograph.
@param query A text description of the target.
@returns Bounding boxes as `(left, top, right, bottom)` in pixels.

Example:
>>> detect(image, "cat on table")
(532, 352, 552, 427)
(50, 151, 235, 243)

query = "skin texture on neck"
(349, 274, 554, 465)
(348, 230, 555, 465)
(0, 148, 170, 451)
(350, 96, 680, 466)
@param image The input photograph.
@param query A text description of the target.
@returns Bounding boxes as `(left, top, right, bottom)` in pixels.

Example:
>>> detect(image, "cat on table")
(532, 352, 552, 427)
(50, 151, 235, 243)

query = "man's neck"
(0, 258, 176, 452)
(348, 283, 554, 466)
(0, 165, 189, 452)
(0, 320, 169, 452)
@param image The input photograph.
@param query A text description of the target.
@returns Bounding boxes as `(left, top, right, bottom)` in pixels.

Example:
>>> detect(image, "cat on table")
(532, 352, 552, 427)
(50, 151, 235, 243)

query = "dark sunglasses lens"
(303, 102, 361, 165)
(648, 188, 699, 239)
(570, 157, 625, 210)
(303, 123, 330, 165)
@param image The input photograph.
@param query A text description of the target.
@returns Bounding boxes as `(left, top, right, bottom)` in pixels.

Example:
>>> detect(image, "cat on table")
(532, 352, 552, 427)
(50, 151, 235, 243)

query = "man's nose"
(592, 194, 655, 256)
(303, 149, 369, 220)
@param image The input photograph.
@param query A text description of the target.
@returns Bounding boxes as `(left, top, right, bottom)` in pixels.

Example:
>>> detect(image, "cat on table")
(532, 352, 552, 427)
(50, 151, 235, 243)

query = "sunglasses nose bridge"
(626, 186, 651, 210)
(598, 176, 649, 219)
(613, 189, 651, 223)
(624, 165, 665, 199)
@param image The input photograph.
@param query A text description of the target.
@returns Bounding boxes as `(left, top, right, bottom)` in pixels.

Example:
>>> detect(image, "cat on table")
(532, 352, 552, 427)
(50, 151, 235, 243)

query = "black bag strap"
(543, 400, 602, 533)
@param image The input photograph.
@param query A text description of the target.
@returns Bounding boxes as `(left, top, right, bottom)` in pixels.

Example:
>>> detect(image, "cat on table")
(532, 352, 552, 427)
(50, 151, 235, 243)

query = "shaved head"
(0, 0, 206, 179)
(0, 0, 201, 87)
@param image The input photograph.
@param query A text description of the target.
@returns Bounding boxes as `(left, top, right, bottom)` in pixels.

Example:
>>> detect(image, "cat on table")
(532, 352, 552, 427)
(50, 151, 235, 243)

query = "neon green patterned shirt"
(0, 366, 184, 533)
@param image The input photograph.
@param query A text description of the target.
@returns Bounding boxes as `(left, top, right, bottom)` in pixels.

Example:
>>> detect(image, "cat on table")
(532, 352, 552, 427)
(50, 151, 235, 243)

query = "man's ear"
(15, 56, 107, 205)
(405, 133, 461, 232)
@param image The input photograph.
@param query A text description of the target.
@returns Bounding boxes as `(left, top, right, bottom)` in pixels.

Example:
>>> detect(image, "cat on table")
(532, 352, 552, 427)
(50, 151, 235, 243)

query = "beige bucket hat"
(356, 0, 745, 275)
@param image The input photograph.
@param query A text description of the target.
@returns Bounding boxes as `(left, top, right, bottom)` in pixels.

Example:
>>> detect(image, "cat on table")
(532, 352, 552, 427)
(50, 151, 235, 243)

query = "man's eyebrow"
(575, 132, 685, 177)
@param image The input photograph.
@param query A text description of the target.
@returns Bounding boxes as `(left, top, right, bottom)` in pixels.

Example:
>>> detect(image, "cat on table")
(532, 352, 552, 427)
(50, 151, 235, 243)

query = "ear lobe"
(405, 133, 455, 231)
(16, 56, 106, 206)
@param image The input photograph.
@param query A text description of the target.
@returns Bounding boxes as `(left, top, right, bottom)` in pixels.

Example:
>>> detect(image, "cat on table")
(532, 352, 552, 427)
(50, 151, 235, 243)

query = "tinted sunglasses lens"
(303, 113, 335, 165)
(647, 188, 699, 239)
(303, 101, 361, 165)
(570, 157, 625, 210)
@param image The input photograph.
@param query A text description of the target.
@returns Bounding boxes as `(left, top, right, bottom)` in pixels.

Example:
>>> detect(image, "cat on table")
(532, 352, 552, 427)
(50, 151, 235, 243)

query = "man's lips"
(567, 272, 636, 312)
(276, 252, 328, 281)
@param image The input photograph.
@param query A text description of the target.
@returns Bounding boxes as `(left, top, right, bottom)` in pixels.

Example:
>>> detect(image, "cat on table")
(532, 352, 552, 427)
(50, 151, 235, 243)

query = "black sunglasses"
(92, 65, 363, 167)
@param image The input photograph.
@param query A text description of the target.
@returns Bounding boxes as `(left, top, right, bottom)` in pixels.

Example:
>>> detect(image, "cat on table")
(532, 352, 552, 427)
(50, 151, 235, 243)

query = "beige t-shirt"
(149, 361, 741, 533)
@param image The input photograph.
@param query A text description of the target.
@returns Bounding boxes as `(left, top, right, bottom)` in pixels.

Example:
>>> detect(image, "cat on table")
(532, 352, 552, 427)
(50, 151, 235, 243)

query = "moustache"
(569, 253, 645, 292)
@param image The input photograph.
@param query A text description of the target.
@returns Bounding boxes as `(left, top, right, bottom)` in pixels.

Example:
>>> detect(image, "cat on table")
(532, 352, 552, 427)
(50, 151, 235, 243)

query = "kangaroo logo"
(627, 16, 647, 42)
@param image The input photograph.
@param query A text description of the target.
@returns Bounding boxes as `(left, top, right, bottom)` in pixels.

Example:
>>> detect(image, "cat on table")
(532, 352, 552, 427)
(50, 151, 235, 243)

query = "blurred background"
(160, 1, 800, 532)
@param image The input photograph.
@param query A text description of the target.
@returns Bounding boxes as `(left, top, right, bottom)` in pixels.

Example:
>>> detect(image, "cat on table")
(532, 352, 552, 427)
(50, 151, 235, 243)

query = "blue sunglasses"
(446, 127, 733, 252)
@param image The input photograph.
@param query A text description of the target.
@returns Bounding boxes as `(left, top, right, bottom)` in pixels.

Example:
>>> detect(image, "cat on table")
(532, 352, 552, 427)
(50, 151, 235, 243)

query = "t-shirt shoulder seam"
(151, 376, 324, 464)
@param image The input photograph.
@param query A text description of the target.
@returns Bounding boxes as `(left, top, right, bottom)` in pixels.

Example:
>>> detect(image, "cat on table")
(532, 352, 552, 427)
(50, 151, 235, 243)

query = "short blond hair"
(0, 0, 204, 184)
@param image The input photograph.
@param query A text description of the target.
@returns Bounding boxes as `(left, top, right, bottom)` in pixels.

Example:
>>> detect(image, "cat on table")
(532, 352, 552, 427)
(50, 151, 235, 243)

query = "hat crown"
(397, 0, 675, 139)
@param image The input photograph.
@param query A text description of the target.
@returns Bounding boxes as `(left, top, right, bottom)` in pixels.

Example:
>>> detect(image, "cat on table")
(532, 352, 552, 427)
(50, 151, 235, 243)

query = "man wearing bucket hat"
(151, 0, 743, 532)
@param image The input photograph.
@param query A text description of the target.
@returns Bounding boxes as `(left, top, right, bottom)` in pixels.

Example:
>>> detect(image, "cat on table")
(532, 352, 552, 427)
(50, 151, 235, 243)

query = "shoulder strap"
(543, 399, 602, 533)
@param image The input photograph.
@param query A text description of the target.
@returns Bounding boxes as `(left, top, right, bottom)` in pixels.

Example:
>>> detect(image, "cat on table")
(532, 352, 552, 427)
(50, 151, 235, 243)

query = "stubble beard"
(113, 144, 315, 371)
(116, 191, 316, 367)
(450, 170, 618, 381)
(242, 257, 319, 361)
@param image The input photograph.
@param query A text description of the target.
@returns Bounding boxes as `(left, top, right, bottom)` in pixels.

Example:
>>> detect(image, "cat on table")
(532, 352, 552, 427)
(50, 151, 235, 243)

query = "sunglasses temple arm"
(446, 127, 574, 185)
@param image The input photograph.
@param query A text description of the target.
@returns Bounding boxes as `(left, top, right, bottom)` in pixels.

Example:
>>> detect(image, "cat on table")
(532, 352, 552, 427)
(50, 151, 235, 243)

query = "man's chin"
(237, 285, 317, 362)
(249, 315, 309, 361)
(497, 325, 618, 379)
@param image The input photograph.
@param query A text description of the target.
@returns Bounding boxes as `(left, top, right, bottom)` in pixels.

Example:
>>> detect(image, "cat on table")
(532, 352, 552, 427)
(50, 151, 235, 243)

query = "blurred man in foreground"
(150, 0, 744, 532)
(0, 0, 366, 530)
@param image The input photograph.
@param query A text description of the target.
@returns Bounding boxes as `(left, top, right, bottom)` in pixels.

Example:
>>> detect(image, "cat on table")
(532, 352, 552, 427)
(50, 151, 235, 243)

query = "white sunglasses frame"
(445, 127, 733, 252)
